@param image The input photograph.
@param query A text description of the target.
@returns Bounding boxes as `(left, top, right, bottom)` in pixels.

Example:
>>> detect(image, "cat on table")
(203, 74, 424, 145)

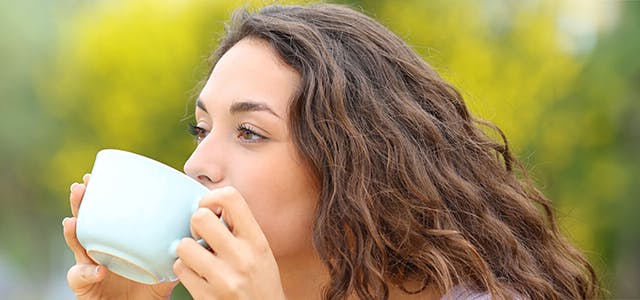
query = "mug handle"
(168, 198, 228, 258)
(168, 216, 226, 258)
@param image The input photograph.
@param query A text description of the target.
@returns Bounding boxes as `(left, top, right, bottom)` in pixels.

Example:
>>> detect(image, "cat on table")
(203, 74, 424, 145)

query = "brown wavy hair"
(207, 3, 599, 300)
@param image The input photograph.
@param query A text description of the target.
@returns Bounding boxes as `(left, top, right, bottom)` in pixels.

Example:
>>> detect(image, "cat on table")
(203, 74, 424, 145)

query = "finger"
(190, 200, 223, 241)
(189, 221, 201, 242)
(191, 208, 236, 257)
(69, 182, 86, 217)
(62, 217, 94, 264)
(173, 258, 212, 299)
(66, 264, 107, 292)
(175, 238, 226, 283)
(69, 174, 91, 217)
(199, 187, 264, 242)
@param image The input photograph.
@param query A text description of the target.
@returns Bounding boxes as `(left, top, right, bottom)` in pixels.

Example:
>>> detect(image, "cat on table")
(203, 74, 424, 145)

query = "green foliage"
(0, 0, 637, 298)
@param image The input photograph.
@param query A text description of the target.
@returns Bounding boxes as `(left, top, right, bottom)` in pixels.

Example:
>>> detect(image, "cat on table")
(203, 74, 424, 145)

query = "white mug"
(76, 149, 210, 284)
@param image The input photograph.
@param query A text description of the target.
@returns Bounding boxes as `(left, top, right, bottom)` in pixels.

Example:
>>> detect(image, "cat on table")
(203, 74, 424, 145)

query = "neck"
(278, 252, 328, 300)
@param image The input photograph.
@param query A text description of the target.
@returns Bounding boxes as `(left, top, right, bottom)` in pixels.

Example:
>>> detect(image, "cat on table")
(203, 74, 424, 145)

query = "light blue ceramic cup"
(76, 149, 209, 284)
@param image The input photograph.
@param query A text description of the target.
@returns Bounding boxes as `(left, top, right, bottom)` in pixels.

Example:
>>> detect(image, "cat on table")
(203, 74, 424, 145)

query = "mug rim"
(97, 149, 204, 188)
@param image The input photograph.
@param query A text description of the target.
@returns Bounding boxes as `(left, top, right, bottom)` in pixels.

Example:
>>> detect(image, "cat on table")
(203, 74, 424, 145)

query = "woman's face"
(184, 38, 319, 260)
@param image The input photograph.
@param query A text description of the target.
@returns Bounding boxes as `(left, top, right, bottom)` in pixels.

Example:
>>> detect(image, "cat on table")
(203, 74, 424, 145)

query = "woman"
(62, 3, 599, 299)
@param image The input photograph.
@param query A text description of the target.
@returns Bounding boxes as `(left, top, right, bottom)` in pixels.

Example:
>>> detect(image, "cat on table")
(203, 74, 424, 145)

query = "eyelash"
(236, 124, 266, 143)
(188, 123, 207, 143)
(188, 123, 267, 143)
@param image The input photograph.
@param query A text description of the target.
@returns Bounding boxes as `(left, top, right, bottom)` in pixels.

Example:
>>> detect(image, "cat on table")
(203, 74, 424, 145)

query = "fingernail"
(70, 183, 78, 192)
(62, 217, 69, 227)
(94, 265, 101, 275)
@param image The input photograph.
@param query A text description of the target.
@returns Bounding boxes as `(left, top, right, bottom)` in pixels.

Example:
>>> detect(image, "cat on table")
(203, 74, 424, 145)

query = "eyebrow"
(195, 98, 281, 119)
(195, 98, 208, 113)
(230, 100, 282, 119)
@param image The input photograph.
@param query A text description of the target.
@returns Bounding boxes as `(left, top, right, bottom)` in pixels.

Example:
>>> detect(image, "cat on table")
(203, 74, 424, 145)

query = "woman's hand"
(173, 187, 286, 300)
(62, 174, 178, 299)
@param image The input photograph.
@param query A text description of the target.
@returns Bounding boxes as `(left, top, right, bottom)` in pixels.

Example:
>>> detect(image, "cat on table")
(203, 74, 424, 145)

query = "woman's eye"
(188, 123, 208, 143)
(237, 124, 265, 143)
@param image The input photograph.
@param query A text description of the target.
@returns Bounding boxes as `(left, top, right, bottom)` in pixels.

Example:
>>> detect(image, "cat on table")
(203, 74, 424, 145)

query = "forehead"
(199, 38, 300, 116)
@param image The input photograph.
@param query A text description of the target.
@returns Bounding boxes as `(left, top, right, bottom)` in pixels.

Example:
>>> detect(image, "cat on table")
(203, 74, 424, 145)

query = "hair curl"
(208, 3, 599, 300)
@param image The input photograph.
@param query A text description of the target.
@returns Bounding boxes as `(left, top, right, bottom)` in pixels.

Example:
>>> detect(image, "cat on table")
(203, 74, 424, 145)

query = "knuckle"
(191, 209, 207, 224)
(191, 209, 215, 230)
(214, 186, 239, 202)
(228, 279, 243, 294)
(235, 249, 257, 275)
(66, 266, 77, 283)
(220, 277, 245, 297)
(254, 237, 271, 255)
(66, 264, 91, 288)
(201, 191, 221, 206)
(200, 186, 241, 212)
(175, 238, 191, 255)
(220, 186, 239, 197)
(237, 260, 254, 276)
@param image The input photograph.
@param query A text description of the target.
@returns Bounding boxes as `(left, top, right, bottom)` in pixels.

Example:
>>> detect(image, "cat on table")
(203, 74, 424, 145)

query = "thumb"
(67, 264, 106, 292)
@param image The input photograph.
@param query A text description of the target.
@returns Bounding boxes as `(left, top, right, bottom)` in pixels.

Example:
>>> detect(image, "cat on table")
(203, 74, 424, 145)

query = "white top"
(439, 286, 491, 300)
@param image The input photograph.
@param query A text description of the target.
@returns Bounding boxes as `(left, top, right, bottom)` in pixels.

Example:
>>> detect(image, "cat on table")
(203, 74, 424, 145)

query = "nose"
(184, 136, 224, 188)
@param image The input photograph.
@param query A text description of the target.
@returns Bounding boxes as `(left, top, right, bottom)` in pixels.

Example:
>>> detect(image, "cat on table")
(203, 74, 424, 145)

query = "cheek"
(232, 148, 319, 257)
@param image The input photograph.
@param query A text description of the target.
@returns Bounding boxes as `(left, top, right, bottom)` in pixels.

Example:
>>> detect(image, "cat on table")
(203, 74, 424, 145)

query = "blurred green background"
(0, 0, 637, 298)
